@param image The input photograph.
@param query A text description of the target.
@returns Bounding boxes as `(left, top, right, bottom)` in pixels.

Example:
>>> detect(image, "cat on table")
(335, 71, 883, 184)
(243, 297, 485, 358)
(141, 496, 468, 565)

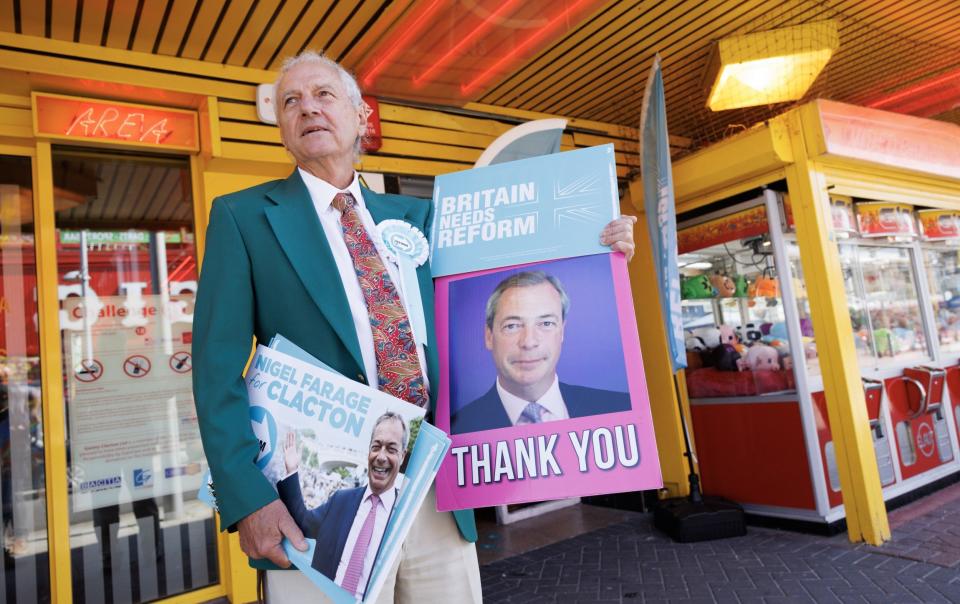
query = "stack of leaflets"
(202, 334, 450, 603)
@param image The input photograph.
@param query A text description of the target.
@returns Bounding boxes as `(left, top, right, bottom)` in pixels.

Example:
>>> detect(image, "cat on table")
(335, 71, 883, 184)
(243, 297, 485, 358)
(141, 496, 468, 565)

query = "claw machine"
(668, 99, 960, 528)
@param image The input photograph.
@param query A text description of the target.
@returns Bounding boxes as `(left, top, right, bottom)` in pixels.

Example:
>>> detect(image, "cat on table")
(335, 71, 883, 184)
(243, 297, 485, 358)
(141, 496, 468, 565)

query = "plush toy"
(718, 324, 746, 354)
(691, 326, 721, 349)
(707, 324, 743, 370)
(748, 275, 780, 298)
(873, 328, 897, 357)
(738, 344, 781, 371)
(685, 335, 707, 351)
(734, 274, 749, 297)
(709, 273, 736, 297)
(737, 323, 763, 345)
(681, 275, 717, 299)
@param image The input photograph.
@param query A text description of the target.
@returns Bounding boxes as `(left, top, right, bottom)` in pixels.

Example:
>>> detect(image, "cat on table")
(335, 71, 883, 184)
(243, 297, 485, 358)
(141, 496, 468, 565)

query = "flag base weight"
(653, 495, 746, 543)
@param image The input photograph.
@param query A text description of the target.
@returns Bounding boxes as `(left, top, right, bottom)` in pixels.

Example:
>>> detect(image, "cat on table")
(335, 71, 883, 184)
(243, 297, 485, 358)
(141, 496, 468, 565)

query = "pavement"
(478, 483, 960, 603)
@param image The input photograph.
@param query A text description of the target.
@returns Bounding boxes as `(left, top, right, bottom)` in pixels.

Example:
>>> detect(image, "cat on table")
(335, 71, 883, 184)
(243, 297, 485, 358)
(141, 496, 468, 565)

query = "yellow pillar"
(779, 107, 889, 544)
(622, 185, 696, 498)
(34, 140, 74, 603)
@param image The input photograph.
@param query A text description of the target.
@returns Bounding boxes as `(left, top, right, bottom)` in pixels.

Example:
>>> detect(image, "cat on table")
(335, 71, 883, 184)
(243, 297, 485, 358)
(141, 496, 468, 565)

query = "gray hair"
(370, 411, 408, 453)
(273, 51, 366, 156)
(485, 271, 570, 330)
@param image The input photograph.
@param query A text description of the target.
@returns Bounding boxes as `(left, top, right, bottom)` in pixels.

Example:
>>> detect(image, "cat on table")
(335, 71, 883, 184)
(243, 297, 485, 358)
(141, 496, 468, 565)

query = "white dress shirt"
(497, 375, 569, 425)
(334, 485, 398, 596)
(298, 168, 430, 390)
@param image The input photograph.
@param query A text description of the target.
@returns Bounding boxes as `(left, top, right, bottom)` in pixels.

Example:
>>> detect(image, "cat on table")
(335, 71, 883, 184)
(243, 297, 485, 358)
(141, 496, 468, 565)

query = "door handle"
(901, 376, 928, 419)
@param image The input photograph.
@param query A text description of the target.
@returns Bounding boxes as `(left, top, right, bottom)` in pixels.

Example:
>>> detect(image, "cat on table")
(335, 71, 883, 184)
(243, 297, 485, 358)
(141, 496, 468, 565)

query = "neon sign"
(33, 92, 199, 151)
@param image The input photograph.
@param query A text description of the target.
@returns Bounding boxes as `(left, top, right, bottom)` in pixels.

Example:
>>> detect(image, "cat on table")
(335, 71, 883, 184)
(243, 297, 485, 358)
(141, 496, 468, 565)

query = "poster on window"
(63, 293, 204, 513)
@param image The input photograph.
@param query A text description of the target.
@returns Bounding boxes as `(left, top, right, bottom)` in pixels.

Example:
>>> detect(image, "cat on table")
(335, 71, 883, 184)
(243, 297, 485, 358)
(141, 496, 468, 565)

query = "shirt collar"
(297, 167, 363, 214)
(497, 375, 565, 425)
(363, 484, 398, 510)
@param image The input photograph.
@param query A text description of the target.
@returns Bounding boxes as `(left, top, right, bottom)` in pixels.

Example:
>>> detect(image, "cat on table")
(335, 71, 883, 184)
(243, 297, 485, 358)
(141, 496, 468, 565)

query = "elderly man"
(451, 271, 631, 434)
(192, 50, 636, 603)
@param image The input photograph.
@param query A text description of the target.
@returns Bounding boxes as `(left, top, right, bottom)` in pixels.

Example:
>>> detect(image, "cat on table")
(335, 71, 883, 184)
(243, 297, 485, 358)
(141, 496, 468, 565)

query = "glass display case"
(679, 205, 797, 399)
(922, 244, 960, 359)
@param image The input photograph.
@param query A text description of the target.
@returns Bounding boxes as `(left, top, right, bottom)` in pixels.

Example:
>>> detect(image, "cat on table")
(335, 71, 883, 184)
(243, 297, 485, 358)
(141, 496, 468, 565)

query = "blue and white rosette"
(377, 220, 430, 346)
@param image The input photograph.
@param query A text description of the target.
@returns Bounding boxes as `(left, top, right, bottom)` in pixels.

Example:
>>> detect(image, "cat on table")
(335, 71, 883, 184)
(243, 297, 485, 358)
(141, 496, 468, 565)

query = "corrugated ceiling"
(3, 0, 959, 154)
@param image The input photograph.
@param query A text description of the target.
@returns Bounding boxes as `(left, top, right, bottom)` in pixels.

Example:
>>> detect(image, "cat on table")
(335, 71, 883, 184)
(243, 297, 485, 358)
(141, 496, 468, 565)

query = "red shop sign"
(33, 92, 199, 152)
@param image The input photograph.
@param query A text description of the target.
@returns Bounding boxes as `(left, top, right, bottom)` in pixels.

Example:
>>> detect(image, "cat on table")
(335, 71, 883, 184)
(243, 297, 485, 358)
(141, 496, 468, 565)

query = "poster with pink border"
(433, 253, 662, 511)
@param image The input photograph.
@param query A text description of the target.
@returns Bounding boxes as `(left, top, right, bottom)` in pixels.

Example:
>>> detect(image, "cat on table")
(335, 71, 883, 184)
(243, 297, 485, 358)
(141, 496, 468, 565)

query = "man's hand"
(237, 499, 308, 567)
(283, 431, 299, 475)
(600, 215, 638, 261)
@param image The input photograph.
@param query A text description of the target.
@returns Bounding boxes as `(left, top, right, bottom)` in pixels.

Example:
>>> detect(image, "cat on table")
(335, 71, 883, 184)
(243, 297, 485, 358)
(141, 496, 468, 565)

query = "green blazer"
(192, 170, 477, 558)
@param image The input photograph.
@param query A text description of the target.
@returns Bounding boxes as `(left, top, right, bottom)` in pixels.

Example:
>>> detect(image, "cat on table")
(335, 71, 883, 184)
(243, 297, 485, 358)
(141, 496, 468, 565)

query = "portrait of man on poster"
(450, 269, 631, 435)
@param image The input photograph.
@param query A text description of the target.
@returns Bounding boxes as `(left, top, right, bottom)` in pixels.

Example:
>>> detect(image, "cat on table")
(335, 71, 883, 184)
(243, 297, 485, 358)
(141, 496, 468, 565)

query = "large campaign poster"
(430, 146, 662, 511)
(63, 293, 204, 513)
(245, 342, 448, 603)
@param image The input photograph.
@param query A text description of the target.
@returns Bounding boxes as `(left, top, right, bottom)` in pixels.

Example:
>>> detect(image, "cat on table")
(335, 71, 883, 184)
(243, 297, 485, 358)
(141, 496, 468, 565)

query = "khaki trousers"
(266, 486, 482, 603)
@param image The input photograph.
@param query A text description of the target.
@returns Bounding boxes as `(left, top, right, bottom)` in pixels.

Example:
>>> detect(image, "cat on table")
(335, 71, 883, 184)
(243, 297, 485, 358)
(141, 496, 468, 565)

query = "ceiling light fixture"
(703, 20, 839, 111)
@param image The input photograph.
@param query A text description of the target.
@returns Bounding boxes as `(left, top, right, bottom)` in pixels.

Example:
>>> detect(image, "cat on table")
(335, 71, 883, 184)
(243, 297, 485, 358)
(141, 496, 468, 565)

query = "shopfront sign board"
(33, 92, 199, 152)
(816, 99, 960, 180)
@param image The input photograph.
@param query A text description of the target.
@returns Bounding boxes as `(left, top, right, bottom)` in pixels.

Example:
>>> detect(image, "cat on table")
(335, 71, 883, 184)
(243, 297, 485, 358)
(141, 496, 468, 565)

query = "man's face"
(275, 61, 365, 167)
(367, 418, 405, 495)
(485, 282, 565, 398)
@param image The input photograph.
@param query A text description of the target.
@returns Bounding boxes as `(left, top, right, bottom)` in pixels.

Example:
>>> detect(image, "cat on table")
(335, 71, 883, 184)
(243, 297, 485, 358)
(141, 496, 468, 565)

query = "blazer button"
(357, 373, 365, 383)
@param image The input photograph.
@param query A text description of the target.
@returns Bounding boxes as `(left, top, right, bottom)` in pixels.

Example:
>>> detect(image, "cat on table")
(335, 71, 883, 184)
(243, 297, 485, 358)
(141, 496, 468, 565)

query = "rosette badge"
(378, 220, 429, 267)
(377, 220, 429, 345)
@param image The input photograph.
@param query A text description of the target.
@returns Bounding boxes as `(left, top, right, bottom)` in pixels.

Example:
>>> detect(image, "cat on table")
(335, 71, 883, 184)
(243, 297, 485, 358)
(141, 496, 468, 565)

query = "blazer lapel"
(264, 171, 365, 372)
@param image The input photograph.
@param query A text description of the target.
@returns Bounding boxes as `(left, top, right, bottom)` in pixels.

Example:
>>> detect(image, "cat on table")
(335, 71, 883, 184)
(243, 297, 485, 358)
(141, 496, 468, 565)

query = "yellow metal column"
(34, 139, 74, 602)
(779, 107, 889, 544)
(622, 186, 695, 498)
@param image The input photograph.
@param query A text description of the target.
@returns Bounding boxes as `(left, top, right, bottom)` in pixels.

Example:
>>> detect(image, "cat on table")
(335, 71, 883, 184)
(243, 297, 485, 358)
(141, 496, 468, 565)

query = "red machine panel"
(945, 366, 960, 439)
(811, 392, 843, 508)
(812, 382, 898, 510)
(885, 367, 954, 480)
(690, 401, 816, 510)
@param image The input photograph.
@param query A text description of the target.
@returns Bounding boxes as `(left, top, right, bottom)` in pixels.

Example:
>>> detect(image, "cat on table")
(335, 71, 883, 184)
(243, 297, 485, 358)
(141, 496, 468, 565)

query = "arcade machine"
(678, 189, 960, 526)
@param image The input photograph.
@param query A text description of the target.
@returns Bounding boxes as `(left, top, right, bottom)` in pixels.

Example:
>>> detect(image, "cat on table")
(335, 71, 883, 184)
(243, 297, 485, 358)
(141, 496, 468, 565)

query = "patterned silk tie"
(341, 493, 381, 596)
(332, 192, 429, 408)
(517, 401, 547, 425)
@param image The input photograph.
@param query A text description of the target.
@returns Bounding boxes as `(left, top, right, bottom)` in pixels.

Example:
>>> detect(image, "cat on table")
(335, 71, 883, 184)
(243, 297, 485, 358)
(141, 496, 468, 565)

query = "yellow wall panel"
(380, 103, 510, 137)
(0, 106, 32, 137)
(130, 0, 166, 54)
(179, 0, 228, 59)
(323, 0, 387, 60)
(104, 0, 139, 49)
(219, 120, 281, 144)
(262, 0, 335, 70)
(379, 122, 493, 149)
(49, 0, 78, 40)
(378, 138, 482, 163)
(78, 0, 109, 46)
(245, 0, 307, 69)
(226, 0, 281, 65)
(200, 0, 256, 63)
(19, 0, 45, 37)
(217, 101, 258, 122)
(156, 0, 200, 57)
(358, 154, 470, 176)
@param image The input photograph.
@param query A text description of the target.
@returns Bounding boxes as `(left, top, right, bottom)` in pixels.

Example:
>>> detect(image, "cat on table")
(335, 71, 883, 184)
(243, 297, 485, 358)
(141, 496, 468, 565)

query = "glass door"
(0, 154, 49, 603)
(52, 148, 216, 603)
